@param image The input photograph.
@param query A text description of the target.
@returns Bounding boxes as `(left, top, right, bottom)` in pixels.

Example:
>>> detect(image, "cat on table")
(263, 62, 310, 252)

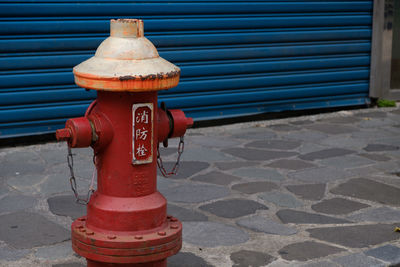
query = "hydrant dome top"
(73, 19, 180, 92)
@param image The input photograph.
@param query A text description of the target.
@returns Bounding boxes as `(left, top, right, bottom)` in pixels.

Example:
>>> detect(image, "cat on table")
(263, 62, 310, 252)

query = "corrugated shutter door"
(0, 0, 373, 138)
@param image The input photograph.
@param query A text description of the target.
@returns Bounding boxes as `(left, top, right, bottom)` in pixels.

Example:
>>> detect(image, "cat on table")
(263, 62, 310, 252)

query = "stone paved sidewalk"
(1, 107, 400, 267)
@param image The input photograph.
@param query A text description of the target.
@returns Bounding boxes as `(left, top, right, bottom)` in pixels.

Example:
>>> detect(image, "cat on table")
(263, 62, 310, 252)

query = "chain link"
(157, 136, 185, 177)
(67, 146, 95, 205)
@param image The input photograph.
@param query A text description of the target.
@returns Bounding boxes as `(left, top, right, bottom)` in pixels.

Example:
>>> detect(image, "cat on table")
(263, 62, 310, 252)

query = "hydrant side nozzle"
(55, 128, 72, 142)
(56, 117, 93, 148)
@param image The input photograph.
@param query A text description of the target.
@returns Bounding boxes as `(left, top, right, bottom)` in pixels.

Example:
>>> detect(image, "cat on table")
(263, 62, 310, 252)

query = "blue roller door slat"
(0, 16, 372, 35)
(0, 2, 372, 17)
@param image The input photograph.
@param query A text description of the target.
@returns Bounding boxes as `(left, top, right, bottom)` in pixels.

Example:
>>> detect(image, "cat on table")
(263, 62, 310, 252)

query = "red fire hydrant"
(56, 19, 192, 267)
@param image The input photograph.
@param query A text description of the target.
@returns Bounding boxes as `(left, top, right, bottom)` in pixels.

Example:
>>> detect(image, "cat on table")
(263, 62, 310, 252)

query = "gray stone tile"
(259, 191, 303, 208)
(236, 215, 297, 235)
(199, 199, 267, 218)
(269, 124, 300, 131)
(282, 130, 329, 142)
(277, 210, 351, 224)
(365, 245, 400, 264)
(0, 150, 45, 179)
(230, 250, 275, 267)
(231, 128, 277, 140)
(355, 111, 387, 118)
(308, 223, 399, 248)
(319, 155, 374, 169)
(352, 129, 395, 140)
(300, 261, 340, 267)
(348, 207, 400, 222)
(358, 118, 394, 128)
(288, 167, 352, 183)
(222, 148, 298, 161)
(52, 263, 85, 267)
(0, 212, 70, 249)
(358, 153, 391, 162)
(290, 120, 313, 125)
(278, 241, 344, 261)
(157, 161, 209, 179)
(232, 168, 285, 182)
(330, 178, 400, 206)
(266, 159, 316, 170)
(163, 184, 230, 203)
(305, 123, 357, 135)
(246, 139, 302, 150)
(169, 252, 214, 267)
(231, 181, 278, 194)
(182, 146, 235, 162)
(38, 171, 77, 196)
(298, 143, 327, 154)
(47, 195, 86, 220)
(299, 148, 355, 161)
(159, 147, 178, 157)
(6, 173, 44, 194)
(34, 241, 73, 260)
(332, 253, 386, 267)
(182, 221, 249, 247)
(0, 243, 29, 261)
(311, 198, 369, 215)
(364, 144, 399, 152)
(215, 161, 259, 171)
(324, 116, 361, 124)
(167, 203, 208, 222)
(286, 184, 326, 200)
(348, 166, 381, 177)
(0, 194, 37, 214)
(190, 135, 242, 148)
(318, 136, 367, 150)
(191, 171, 240, 185)
(37, 147, 68, 166)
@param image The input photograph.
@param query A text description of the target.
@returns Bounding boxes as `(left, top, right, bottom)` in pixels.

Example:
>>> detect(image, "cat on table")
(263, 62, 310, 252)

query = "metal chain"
(157, 136, 185, 177)
(67, 146, 95, 205)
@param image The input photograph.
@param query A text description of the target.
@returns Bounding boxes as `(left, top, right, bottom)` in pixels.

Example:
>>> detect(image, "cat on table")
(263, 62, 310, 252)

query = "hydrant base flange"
(71, 216, 182, 264)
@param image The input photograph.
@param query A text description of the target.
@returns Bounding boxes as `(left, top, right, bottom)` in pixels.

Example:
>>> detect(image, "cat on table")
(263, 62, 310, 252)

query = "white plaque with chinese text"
(132, 103, 153, 165)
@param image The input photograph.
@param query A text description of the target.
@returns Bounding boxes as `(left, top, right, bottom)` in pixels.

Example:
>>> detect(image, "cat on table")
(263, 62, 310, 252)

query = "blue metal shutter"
(0, 1, 372, 138)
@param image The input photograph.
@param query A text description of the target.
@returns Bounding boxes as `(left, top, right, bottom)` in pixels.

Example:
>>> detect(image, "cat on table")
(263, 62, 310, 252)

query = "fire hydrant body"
(56, 19, 192, 266)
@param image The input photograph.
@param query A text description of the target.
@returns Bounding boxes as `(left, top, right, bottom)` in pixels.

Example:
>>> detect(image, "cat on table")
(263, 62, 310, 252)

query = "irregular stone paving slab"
(232, 168, 285, 182)
(0, 194, 37, 214)
(167, 203, 208, 221)
(311, 198, 369, 215)
(363, 144, 399, 152)
(182, 146, 234, 162)
(159, 147, 177, 157)
(308, 223, 399, 248)
(324, 116, 361, 124)
(358, 118, 394, 128)
(319, 155, 374, 169)
(281, 131, 328, 142)
(299, 148, 355, 161)
(358, 153, 391, 162)
(330, 178, 400, 206)
(230, 250, 275, 267)
(269, 124, 300, 132)
(231, 181, 278, 194)
(348, 207, 400, 222)
(259, 191, 303, 208)
(0, 243, 29, 261)
(199, 199, 267, 218)
(157, 161, 209, 179)
(191, 171, 240, 185)
(214, 161, 259, 170)
(288, 167, 352, 183)
(236, 215, 297, 235)
(223, 148, 298, 161)
(290, 120, 313, 125)
(52, 263, 85, 267)
(298, 143, 327, 154)
(37, 147, 68, 166)
(6, 173, 43, 193)
(38, 171, 75, 196)
(300, 261, 340, 267)
(163, 184, 230, 203)
(266, 159, 316, 171)
(278, 241, 345, 261)
(169, 252, 214, 267)
(286, 184, 326, 200)
(332, 253, 386, 267)
(190, 135, 242, 148)
(47, 195, 86, 219)
(365, 245, 400, 264)
(277, 210, 351, 224)
(305, 123, 357, 135)
(245, 139, 302, 150)
(355, 111, 387, 118)
(34, 241, 73, 260)
(0, 150, 45, 179)
(319, 136, 367, 150)
(0, 212, 70, 249)
(231, 128, 277, 140)
(182, 221, 249, 247)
